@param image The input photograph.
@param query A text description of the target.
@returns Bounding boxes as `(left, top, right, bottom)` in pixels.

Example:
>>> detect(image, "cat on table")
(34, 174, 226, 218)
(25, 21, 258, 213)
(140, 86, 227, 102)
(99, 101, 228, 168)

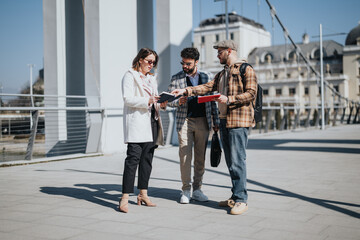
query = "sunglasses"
(217, 49, 227, 56)
(144, 59, 156, 65)
(180, 61, 192, 66)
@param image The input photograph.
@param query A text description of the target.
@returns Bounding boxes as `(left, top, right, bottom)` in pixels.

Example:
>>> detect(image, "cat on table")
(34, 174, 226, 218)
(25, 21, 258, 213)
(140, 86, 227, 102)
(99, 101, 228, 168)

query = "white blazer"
(122, 68, 164, 145)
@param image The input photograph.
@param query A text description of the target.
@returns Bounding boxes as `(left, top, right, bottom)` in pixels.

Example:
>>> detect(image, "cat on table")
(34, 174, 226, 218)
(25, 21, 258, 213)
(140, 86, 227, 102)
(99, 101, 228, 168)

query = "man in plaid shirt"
(171, 40, 257, 215)
(167, 48, 219, 204)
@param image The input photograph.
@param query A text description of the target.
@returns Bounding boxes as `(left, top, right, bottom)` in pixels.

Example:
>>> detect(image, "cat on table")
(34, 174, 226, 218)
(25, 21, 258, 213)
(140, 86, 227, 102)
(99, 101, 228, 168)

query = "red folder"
(197, 94, 221, 103)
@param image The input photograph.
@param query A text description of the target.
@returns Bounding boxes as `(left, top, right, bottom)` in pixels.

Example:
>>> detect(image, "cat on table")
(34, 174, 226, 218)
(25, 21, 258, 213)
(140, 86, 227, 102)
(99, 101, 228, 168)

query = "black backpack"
(240, 63, 263, 123)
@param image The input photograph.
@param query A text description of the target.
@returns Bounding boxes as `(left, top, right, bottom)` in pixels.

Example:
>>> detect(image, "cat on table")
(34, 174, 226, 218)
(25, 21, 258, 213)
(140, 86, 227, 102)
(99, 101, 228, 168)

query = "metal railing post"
(353, 105, 359, 124)
(347, 105, 353, 124)
(332, 108, 339, 126)
(340, 107, 346, 124)
(280, 109, 287, 130)
(304, 109, 311, 128)
(25, 110, 39, 160)
(265, 109, 273, 133)
(294, 108, 300, 129)
(314, 108, 320, 128)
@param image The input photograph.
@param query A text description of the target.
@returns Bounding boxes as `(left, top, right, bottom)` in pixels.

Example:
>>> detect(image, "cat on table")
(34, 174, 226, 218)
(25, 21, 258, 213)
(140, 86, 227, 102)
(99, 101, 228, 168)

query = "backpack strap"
(239, 63, 255, 108)
(240, 63, 252, 85)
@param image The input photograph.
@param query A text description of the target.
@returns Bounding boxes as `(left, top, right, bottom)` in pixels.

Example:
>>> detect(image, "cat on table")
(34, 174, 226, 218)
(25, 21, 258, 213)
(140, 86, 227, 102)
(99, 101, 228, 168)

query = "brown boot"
(219, 198, 235, 208)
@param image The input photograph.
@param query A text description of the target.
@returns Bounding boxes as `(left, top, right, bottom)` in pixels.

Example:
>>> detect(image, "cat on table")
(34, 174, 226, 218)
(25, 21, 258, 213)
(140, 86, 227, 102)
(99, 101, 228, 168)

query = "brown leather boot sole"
(218, 199, 235, 208)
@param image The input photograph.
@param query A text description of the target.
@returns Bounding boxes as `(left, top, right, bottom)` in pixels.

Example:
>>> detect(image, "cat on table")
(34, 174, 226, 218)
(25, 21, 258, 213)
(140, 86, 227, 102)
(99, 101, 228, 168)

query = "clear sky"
(193, 0, 360, 46)
(0, 0, 43, 94)
(0, 0, 359, 94)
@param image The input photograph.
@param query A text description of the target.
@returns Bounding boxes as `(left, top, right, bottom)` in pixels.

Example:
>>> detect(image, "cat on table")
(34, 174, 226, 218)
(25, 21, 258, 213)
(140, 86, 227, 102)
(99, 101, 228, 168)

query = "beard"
(219, 57, 227, 65)
(183, 66, 196, 74)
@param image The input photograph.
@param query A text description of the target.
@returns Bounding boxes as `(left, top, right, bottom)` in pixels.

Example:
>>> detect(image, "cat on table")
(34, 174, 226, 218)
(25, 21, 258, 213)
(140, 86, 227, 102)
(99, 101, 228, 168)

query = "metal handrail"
(0, 93, 99, 99)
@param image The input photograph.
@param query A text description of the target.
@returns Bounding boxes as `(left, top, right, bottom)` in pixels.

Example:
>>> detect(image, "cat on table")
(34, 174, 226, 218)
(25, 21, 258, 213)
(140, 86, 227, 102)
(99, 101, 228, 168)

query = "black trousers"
(122, 108, 159, 193)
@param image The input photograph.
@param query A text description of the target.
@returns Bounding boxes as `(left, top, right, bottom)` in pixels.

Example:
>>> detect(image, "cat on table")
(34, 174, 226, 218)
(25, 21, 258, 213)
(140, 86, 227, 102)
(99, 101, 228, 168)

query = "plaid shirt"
(167, 71, 220, 132)
(186, 62, 257, 128)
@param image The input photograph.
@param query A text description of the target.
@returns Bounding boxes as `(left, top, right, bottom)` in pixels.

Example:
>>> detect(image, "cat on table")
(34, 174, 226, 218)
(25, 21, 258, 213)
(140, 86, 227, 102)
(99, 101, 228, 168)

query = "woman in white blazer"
(119, 48, 166, 213)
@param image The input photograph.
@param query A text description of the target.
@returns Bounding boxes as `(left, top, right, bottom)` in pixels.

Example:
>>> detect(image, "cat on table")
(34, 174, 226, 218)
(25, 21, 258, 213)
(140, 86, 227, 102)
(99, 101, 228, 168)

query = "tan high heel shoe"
(119, 196, 129, 213)
(137, 194, 156, 207)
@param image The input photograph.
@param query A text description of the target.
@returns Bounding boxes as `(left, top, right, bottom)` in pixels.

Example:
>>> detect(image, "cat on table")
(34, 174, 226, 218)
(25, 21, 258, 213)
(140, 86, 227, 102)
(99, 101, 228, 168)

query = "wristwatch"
(226, 97, 230, 105)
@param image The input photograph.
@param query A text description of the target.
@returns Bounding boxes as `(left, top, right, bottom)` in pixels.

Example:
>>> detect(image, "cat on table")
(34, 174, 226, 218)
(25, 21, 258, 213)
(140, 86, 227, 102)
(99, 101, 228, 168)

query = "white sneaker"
(192, 189, 208, 202)
(180, 190, 191, 204)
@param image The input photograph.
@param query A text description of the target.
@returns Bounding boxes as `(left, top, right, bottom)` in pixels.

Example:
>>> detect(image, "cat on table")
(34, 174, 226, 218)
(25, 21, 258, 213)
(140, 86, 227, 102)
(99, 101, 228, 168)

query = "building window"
(334, 85, 339, 93)
(216, 34, 219, 42)
(230, 33, 234, 40)
(287, 73, 291, 78)
(263, 89, 269, 95)
(358, 67, 360, 76)
(201, 36, 205, 44)
(276, 89, 282, 96)
(288, 50, 296, 61)
(289, 88, 296, 96)
(305, 87, 309, 95)
(318, 87, 322, 95)
(264, 53, 273, 63)
(314, 49, 320, 59)
(313, 48, 326, 59)
(300, 72, 305, 77)
(274, 74, 278, 79)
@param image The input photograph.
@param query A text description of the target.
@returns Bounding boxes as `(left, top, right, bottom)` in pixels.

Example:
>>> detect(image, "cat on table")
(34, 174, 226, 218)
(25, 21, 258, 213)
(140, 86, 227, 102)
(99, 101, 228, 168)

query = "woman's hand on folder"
(148, 95, 160, 105)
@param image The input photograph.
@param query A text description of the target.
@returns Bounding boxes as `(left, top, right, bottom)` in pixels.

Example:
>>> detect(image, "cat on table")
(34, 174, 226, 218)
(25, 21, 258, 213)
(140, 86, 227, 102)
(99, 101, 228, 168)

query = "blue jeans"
(219, 119, 248, 203)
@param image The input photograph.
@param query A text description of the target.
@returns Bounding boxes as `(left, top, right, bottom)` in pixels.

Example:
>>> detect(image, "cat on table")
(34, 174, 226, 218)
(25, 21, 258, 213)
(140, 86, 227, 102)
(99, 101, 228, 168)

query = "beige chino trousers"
(178, 117, 209, 192)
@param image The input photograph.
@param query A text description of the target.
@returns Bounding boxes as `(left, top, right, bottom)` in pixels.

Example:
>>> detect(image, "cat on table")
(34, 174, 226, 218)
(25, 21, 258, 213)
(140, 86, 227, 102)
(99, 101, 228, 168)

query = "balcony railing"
(1, 93, 358, 163)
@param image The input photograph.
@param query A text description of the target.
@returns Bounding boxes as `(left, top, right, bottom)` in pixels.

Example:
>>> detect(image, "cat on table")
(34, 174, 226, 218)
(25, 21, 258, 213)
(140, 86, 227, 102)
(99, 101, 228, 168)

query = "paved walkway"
(0, 125, 359, 240)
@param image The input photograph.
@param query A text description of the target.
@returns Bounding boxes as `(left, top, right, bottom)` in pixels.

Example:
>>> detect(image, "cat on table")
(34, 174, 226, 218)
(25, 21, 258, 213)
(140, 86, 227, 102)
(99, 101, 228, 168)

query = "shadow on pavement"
(247, 139, 360, 154)
(39, 153, 360, 218)
(158, 156, 360, 219)
(40, 184, 121, 210)
(40, 183, 225, 212)
(40, 184, 179, 211)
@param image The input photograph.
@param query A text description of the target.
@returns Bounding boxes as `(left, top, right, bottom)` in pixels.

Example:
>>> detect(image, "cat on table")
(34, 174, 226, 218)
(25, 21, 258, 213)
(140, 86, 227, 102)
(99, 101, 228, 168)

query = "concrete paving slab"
(0, 125, 359, 240)
(0, 232, 47, 240)
(14, 224, 86, 240)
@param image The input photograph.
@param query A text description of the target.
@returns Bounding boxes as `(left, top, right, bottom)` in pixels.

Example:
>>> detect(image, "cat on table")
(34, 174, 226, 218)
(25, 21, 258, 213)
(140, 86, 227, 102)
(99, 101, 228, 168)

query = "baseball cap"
(213, 40, 238, 52)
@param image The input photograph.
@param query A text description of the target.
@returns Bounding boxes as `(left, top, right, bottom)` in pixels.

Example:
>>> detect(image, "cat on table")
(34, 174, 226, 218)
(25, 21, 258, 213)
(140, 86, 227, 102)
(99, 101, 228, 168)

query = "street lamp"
(214, 0, 229, 40)
(313, 27, 346, 130)
(27, 64, 35, 107)
(27, 64, 35, 129)
(0, 83, 3, 107)
(319, 24, 325, 130)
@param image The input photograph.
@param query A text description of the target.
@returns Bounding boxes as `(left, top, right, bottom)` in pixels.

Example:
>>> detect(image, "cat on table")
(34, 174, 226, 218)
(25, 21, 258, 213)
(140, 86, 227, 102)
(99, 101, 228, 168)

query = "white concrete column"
(137, 0, 154, 49)
(43, 0, 67, 153)
(309, 84, 319, 108)
(156, 0, 193, 92)
(326, 82, 334, 113)
(84, 0, 101, 153)
(96, 0, 138, 154)
(297, 80, 305, 114)
(44, 0, 193, 155)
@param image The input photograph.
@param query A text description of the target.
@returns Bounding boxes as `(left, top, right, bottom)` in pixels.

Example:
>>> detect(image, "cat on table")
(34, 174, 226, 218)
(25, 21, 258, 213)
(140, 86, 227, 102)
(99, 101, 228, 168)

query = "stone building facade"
(193, 12, 271, 73)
